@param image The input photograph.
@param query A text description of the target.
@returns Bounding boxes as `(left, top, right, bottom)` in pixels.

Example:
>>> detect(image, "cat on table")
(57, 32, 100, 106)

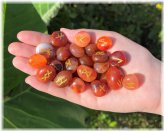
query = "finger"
(25, 75, 98, 109)
(8, 42, 35, 57)
(17, 31, 51, 46)
(12, 56, 36, 75)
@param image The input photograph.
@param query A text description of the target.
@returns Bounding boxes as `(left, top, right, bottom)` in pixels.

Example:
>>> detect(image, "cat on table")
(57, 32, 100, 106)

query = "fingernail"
(25, 77, 29, 84)
(17, 31, 23, 40)
(60, 28, 71, 32)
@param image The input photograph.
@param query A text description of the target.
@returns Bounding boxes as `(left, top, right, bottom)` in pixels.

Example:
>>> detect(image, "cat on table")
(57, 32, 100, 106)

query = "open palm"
(8, 28, 161, 114)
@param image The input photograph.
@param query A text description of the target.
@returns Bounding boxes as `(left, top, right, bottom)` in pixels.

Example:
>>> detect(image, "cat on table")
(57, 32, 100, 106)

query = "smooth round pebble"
(56, 46, 71, 61)
(106, 67, 124, 90)
(74, 31, 91, 47)
(85, 44, 98, 56)
(91, 80, 109, 97)
(36, 43, 55, 59)
(77, 65, 97, 82)
(79, 55, 93, 66)
(50, 60, 63, 72)
(92, 51, 108, 63)
(36, 65, 56, 83)
(51, 31, 68, 47)
(29, 54, 47, 68)
(54, 71, 72, 88)
(122, 74, 139, 90)
(94, 61, 109, 73)
(71, 77, 87, 93)
(65, 57, 79, 72)
(69, 43, 85, 58)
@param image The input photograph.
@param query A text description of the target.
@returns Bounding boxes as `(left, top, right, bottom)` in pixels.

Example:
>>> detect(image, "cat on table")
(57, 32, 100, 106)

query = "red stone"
(96, 36, 113, 51)
(50, 60, 63, 72)
(94, 62, 109, 73)
(92, 51, 108, 63)
(36, 65, 56, 83)
(85, 44, 98, 56)
(65, 57, 79, 73)
(53, 71, 72, 88)
(51, 31, 68, 47)
(71, 77, 87, 93)
(79, 55, 93, 66)
(77, 65, 97, 82)
(109, 51, 127, 67)
(56, 46, 71, 61)
(69, 43, 85, 58)
(122, 74, 139, 90)
(91, 80, 109, 97)
(106, 67, 124, 90)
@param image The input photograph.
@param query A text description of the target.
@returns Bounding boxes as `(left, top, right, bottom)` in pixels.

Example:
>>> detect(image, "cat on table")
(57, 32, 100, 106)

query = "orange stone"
(97, 36, 113, 51)
(51, 31, 68, 47)
(53, 71, 72, 88)
(122, 74, 139, 90)
(71, 77, 87, 93)
(74, 31, 91, 47)
(77, 65, 97, 82)
(106, 67, 124, 90)
(29, 54, 47, 68)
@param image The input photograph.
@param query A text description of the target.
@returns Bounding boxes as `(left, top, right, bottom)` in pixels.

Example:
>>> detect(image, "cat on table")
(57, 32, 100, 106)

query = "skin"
(8, 28, 161, 115)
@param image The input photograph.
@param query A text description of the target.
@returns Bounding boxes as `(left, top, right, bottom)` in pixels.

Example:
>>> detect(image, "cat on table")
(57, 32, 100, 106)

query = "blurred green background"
(3, 3, 162, 129)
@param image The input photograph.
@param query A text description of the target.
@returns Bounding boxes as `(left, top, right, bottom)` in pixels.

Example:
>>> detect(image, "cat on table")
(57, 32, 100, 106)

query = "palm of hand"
(8, 28, 160, 113)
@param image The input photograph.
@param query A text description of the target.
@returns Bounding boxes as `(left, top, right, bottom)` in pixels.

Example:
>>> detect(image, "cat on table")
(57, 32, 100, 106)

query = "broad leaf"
(4, 3, 47, 95)
(4, 88, 88, 128)
(33, 3, 63, 25)
(2, 3, 6, 30)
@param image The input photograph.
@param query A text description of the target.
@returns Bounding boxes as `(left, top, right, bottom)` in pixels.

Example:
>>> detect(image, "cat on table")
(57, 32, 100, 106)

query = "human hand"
(8, 28, 161, 115)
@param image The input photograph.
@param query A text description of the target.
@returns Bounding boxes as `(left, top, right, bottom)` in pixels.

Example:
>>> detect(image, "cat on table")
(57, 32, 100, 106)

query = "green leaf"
(33, 3, 63, 25)
(4, 88, 88, 128)
(4, 3, 47, 95)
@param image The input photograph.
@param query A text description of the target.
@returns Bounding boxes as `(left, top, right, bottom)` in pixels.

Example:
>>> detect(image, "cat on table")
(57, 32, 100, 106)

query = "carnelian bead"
(51, 31, 68, 47)
(65, 57, 79, 73)
(54, 71, 72, 88)
(94, 61, 109, 73)
(97, 36, 113, 51)
(85, 44, 98, 56)
(71, 77, 87, 93)
(69, 43, 85, 58)
(77, 65, 97, 82)
(74, 31, 91, 47)
(91, 80, 109, 97)
(56, 46, 71, 61)
(79, 55, 93, 66)
(109, 51, 127, 67)
(29, 54, 47, 68)
(122, 74, 139, 90)
(106, 67, 124, 90)
(35, 43, 55, 59)
(50, 60, 63, 72)
(92, 51, 108, 63)
(36, 65, 56, 83)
